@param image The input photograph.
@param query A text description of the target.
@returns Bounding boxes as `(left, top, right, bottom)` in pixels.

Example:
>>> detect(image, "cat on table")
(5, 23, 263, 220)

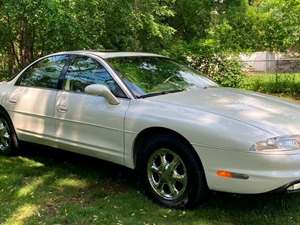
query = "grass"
(2, 143, 300, 225)
(1, 84, 300, 225)
(241, 73, 300, 98)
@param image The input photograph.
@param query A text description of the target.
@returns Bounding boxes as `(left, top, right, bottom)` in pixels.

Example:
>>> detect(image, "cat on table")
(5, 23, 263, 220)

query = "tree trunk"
(19, 18, 34, 68)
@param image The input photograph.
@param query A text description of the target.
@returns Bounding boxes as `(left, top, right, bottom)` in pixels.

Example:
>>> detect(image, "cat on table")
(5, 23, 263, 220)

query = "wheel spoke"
(169, 183, 179, 197)
(160, 153, 168, 167)
(172, 170, 185, 182)
(169, 156, 180, 171)
(3, 132, 9, 139)
(150, 164, 160, 173)
(156, 181, 166, 196)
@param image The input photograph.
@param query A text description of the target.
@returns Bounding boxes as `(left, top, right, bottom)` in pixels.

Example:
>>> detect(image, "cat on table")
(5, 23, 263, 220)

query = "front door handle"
(8, 98, 17, 104)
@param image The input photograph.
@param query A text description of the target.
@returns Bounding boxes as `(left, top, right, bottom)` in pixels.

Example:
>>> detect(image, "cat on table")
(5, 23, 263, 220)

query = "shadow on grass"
(1, 142, 300, 225)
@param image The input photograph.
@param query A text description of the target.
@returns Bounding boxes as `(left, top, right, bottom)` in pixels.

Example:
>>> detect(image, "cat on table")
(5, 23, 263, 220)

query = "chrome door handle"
(8, 98, 17, 104)
(57, 105, 68, 113)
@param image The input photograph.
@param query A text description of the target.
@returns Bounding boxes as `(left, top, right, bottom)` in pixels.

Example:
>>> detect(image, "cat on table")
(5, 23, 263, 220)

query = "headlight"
(250, 135, 300, 152)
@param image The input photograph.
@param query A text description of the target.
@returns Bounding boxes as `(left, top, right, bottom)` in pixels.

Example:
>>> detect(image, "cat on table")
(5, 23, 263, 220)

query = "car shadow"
(18, 141, 137, 187)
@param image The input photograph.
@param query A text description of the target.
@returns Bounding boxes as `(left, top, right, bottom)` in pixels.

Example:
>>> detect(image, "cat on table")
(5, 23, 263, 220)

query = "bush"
(164, 40, 245, 88)
(188, 54, 244, 88)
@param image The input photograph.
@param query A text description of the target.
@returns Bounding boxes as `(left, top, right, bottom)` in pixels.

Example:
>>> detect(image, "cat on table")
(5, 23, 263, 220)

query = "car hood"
(147, 87, 300, 136)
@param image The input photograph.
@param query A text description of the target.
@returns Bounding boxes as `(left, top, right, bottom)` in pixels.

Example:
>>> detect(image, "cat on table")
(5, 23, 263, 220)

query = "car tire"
(138, 133, 209, 209)
(0, 110, 19, 156)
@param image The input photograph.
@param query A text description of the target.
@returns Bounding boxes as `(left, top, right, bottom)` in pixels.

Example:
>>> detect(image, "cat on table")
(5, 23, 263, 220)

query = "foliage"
(0, 0, 177, 77)
(165, 40, 244, 88)
(209, 0, 300, 52)
(0, 0, 299, 86)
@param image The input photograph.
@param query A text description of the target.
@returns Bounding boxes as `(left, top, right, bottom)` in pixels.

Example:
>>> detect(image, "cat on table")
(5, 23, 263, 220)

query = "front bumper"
(272, 180, 300, 193)
(194, 145, 300, 194)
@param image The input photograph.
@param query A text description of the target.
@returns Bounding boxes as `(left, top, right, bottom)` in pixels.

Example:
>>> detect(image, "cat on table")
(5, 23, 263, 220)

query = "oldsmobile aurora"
(0, 51, 300, 208)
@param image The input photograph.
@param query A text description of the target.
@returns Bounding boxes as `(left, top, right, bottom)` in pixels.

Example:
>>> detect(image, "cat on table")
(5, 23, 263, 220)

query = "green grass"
(1, 144, 300, 225)
(241, 73, 300, 97)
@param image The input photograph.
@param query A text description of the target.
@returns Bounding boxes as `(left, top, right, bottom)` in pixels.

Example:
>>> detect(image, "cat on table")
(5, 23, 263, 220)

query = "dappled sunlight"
(3, 204, 39, 225)
(281, 124, 300, 134)
(8, 87, 55, 137)
(2, 147, 300, 225)
(16, 157, 45, 168)
(240, 110, 271, 120)
(0, 175, 8, 181)
(56, 177, 89, 189)
(215, 97, 232, 104)
(0, 156, 44, 172)
(196, 114, 220, 125)
(215, 93, 286, 116)
(16, 176, 46, 198)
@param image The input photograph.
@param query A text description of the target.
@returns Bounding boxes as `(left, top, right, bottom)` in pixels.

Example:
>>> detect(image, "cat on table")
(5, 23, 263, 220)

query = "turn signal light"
(216, 170, 249, 180)
(217, 170, 233, 178)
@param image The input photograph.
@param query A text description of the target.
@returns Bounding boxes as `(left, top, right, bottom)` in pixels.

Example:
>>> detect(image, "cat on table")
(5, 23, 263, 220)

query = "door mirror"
(84, 84, 120, 105)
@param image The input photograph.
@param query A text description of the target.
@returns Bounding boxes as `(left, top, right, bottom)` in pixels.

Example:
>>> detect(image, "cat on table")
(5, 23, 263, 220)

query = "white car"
(0, 51, 300, 208)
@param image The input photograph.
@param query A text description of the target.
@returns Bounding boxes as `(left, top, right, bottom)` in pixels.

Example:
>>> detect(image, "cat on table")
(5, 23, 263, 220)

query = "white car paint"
(1, 51, 300, 195)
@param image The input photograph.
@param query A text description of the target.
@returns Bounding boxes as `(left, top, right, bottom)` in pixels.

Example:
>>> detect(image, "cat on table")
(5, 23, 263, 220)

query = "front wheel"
(147, 148, 189, 202)
(139, 134, 209, 209)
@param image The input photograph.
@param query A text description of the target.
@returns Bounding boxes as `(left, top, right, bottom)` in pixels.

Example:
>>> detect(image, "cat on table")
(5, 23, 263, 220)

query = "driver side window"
(62, 56, 126, 98)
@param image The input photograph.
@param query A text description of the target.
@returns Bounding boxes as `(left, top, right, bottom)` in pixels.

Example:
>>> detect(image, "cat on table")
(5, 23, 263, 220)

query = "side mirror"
(84, 84, 120, 105)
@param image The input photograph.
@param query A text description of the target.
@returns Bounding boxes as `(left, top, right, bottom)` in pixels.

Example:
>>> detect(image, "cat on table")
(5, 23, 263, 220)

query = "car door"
(55, 55, 130, 165)
(5, 55, 70, 142)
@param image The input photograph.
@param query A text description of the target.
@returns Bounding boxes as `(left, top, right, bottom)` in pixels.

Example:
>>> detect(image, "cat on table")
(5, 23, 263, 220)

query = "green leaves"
(0, 0, 299, 83)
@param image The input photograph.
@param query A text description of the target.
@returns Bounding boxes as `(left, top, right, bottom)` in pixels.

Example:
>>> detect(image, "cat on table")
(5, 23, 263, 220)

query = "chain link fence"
(240, 59, 300, 75)
(240, 59, 300, 97)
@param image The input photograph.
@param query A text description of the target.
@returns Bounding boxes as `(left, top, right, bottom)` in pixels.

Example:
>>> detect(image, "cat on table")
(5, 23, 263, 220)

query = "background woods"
(0, 0, 299, 85)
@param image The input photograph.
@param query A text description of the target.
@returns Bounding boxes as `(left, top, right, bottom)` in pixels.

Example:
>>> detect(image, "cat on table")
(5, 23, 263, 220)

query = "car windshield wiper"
(138, 89, 185, 99)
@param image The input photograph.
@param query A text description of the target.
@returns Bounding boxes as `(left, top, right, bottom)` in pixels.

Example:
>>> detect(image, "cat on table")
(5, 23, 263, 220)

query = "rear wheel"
(0, 111, 18, 156)
(138, 133, 209, 209)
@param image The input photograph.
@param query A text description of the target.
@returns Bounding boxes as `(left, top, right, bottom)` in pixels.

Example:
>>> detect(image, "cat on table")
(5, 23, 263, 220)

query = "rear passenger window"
(16, 55, 70, 89)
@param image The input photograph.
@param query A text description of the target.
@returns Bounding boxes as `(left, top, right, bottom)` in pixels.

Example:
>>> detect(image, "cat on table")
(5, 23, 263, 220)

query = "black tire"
(137, 133, 209, 209)
(0, 109, 19, 156)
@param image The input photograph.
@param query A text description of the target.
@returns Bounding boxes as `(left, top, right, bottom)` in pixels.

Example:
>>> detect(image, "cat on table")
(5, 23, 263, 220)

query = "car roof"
(53, 50, 164, 59)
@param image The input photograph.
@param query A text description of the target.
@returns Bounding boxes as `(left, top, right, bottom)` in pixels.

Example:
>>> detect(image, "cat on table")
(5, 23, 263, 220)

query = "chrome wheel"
(0, 119, 10, 152)
(147, 148, 188, 201)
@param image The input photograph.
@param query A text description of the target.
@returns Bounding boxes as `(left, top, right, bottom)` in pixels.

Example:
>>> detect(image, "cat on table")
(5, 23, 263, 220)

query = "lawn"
(1, 142, 300, 225)
(242, 73, 300, 98)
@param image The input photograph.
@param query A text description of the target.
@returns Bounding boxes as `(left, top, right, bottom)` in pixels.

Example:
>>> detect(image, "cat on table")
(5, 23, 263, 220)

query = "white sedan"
(0, 51, 300, 208)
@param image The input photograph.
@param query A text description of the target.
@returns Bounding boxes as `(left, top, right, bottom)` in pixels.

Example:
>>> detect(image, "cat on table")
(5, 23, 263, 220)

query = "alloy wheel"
(147, 148, 188, 201)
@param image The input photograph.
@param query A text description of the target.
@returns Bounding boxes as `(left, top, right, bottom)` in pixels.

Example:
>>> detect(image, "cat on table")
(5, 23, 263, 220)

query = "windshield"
(106, 56, 218, 98)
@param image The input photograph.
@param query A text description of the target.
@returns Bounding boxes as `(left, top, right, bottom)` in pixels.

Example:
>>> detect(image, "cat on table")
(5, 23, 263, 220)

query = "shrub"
(188, 54, 244, 88)
(164, 40, 245, 88)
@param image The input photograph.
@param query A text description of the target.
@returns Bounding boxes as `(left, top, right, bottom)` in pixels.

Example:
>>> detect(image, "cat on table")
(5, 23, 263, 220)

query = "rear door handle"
(57, 105, 68, 113)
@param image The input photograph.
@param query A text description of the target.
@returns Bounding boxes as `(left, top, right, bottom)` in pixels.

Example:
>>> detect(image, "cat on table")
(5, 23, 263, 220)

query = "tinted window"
(16, 55, 69, 89)
(63, 56, 126, 98)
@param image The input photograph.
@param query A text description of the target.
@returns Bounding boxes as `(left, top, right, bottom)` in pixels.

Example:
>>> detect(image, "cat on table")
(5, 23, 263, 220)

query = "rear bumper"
(194, 145, 300, 194)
